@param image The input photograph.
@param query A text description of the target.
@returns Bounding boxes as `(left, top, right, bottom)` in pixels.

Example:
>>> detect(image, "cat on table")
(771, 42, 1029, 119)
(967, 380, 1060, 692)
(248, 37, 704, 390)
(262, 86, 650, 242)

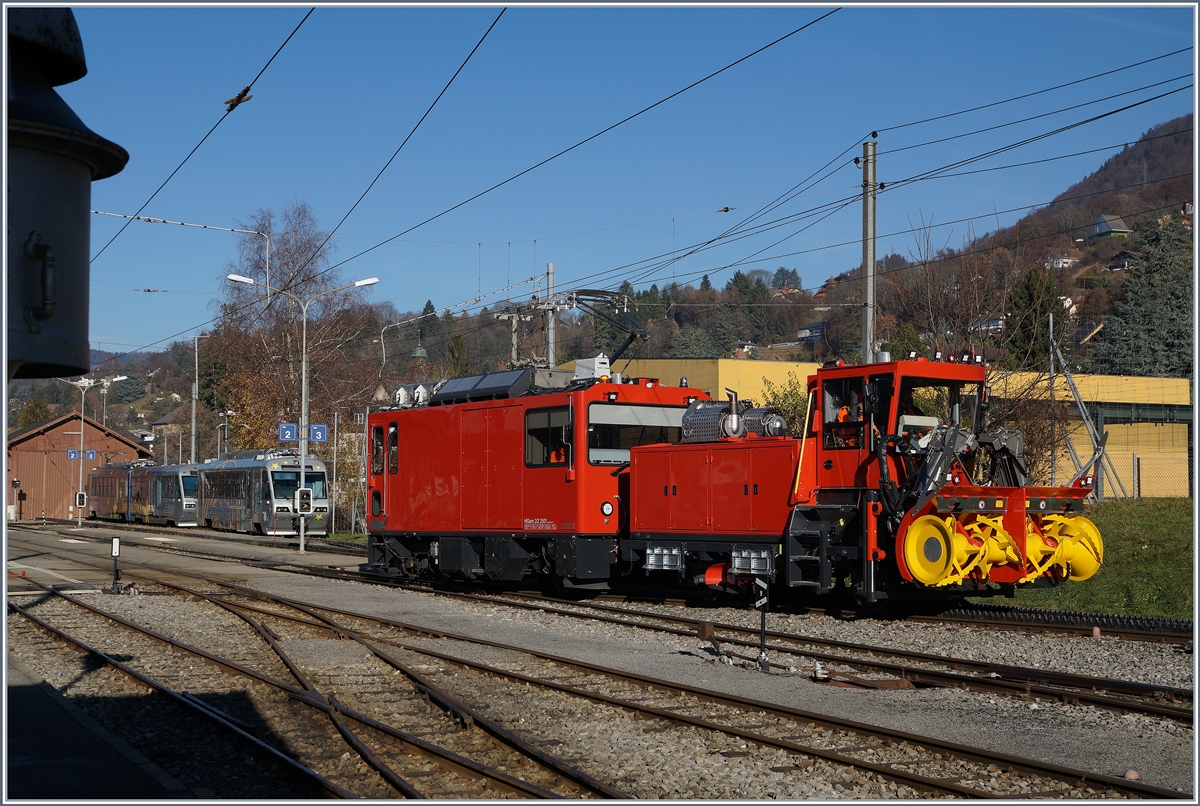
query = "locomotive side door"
(461, 409, 489, 528)
(817, 375, 868, 490)
(488, 405, 523, 529)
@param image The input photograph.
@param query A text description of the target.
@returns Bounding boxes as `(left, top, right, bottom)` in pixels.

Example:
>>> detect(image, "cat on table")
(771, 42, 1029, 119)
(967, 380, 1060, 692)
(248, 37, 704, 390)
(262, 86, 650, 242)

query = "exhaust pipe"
(724, 388, 740, 437)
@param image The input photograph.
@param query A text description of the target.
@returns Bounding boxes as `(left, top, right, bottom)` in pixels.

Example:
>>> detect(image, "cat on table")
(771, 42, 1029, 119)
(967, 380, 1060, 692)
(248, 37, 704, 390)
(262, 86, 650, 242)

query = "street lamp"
(219, 410, 235, 459)
(98, 375, 127, 428)
(66, 373, 126, 527)
(226, 273, 379, 553)
(217, 417, 249, 459)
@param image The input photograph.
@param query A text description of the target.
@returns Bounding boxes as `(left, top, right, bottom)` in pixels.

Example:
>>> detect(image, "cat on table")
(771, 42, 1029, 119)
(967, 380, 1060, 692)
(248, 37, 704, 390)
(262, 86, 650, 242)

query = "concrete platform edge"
(7, 654, 188, 792)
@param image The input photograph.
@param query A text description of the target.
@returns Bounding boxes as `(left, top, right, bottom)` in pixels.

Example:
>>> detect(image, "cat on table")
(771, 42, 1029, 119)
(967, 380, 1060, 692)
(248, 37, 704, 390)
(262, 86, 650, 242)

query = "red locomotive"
(366, 352, 1103, 603)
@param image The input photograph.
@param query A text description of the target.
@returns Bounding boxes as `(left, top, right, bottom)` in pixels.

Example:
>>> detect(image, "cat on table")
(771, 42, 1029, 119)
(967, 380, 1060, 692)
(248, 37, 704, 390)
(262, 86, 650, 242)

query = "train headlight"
(600, 501, 614, 516)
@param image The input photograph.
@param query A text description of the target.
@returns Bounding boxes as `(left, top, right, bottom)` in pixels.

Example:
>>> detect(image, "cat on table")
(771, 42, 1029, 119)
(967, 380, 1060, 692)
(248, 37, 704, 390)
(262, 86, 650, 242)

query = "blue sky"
(57, 4, 1196, 355)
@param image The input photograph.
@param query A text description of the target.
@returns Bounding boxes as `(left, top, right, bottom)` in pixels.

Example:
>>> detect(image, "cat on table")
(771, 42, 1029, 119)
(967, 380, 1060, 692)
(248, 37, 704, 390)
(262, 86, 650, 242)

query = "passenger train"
(88, 460, 200, 526)
(196, 448, 330, 536)
(86, 448, 330, 537)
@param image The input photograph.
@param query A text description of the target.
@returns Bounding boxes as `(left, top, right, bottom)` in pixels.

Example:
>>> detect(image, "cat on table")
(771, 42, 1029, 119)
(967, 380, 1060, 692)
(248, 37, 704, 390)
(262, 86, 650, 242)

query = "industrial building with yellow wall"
(565, 357, 1191, 499)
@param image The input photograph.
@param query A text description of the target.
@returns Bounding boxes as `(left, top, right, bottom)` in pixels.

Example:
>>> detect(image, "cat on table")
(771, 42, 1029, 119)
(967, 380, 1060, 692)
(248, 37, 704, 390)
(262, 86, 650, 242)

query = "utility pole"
(191, 333, 207, 463)
(861, 139, 878, 364)
(546, 262, 556, 368)
(1049, 312, 1055, 486)
(496, 310, 533, 366)
(529, 263, 569, 369)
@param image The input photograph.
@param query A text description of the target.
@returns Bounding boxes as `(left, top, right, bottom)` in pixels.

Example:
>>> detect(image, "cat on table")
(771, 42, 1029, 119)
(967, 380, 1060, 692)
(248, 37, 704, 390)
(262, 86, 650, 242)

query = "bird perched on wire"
(223, 86, 253, 112)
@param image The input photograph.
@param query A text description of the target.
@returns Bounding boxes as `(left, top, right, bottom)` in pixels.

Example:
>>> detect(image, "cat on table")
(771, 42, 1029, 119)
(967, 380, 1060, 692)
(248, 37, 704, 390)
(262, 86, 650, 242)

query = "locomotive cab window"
(822, 377, 866, 449)
(896, 378, 981, 439)
(526, 407, 571, 466)
(587, 404, 684, 465)
(388, 422, 399, 475)
(371, 426, 385, 476)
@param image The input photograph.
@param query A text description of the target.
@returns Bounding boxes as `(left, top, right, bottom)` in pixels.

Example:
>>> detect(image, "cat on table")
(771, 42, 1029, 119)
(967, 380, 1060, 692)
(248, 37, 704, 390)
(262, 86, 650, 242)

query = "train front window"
(587, 403, 684, 465)
(271, 471, 301, 501)
(271, 470, 327, 500)
(305, 472, 327, 499)
(181, 475, 197, 497)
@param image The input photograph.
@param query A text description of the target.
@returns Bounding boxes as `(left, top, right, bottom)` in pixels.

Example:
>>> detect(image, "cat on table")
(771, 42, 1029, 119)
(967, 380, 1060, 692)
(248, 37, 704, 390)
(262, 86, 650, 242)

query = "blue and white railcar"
(197, 448, 330, 536)
(144, 463, 200, 526)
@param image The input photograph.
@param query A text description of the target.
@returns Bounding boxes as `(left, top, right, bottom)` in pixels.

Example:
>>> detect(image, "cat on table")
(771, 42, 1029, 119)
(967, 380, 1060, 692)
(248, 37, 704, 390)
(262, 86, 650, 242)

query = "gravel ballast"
(235, 575, 1194, 794)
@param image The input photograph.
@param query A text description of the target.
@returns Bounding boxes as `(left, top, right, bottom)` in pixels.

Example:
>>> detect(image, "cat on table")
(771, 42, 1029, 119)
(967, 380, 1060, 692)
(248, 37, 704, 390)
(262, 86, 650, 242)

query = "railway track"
(30, 521, 1195, 642)
(482, 591, 1194, 723)
(152, 571, 1191, 799)
(8, 577, 615, 798)
(265, 566, 1193, 725)
(9, 529, 1193, 797)
(8, 543, 1189, 799)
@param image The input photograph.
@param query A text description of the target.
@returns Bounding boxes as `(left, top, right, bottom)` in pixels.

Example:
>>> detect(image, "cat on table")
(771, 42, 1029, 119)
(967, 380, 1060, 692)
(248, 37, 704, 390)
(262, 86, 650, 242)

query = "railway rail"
(482, 591, 1194, 723)
(14, 528, 1194, 722)
(6, 538, 1189, 799)
(146, 571, 1191, 799)
(260, 566, 1193, 725)
(8, 576, 615, 798)
(30, 519, 1194, 642)
(9, 528, 1193, 797)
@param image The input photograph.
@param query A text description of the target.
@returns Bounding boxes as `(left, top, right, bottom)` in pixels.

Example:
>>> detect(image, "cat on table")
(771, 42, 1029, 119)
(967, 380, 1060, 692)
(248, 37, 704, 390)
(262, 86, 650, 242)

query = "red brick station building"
(6, 413, 153, 522)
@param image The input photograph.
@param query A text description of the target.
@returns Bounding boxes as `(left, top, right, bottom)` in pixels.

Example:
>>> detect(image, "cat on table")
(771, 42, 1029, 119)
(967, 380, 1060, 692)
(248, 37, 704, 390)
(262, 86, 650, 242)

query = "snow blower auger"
(898, 487, 1103, 588)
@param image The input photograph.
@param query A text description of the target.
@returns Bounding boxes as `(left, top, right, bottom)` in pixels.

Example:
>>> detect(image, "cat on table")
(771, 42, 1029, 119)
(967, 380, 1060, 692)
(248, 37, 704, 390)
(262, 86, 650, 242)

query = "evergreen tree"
(665, 325, 718, 358)
(711, 308, 740, 356)
(883, 323, 927, 359)
(1003, 265, 1057, 370)
(639, 284, 664, 322)
(771, 267, 800, 289)
(699, 275, 713, 291)
(1090, 215, 1193, 377)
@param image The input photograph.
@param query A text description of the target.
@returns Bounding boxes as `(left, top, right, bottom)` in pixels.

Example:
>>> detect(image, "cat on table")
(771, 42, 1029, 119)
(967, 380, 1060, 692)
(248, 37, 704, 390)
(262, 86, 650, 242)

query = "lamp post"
(226, 273, 379, 553)
(98, 375, 127, 428)
(217, 419, 249, 460)
(219, 410, 234, 459)
(67, 373, 126, 527)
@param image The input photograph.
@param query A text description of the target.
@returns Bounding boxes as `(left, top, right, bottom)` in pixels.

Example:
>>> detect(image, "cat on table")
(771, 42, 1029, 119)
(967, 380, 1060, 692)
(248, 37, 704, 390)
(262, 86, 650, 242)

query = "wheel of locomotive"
(902, 515, 955, 586)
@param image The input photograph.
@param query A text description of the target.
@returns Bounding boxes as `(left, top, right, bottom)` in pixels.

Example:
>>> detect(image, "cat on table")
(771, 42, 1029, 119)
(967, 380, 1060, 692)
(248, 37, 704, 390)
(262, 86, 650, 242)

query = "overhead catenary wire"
(89, 48, 1188, 373)
(286, 8, 507, 289)
(92, 121, 1190, 302)
(546, 81, 1192, 299)
(877, 74, 1191, 158)
(314, 8, 842, 278)
(89, 8, 315, 264)
(876, 46, 1192, 135)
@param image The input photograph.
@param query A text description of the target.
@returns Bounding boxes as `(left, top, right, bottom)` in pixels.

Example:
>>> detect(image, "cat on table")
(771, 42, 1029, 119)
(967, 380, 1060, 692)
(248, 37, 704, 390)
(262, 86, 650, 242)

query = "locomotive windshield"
(271, 470, 328, 500)
(587, 403, 685, 464)
(897, 378, 982, 433)
(181, 474, 198, 497)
